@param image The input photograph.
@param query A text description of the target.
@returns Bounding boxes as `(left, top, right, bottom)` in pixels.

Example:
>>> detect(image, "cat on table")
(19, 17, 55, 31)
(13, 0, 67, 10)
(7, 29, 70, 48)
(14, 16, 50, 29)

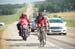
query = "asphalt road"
(0, 22, 75, 49)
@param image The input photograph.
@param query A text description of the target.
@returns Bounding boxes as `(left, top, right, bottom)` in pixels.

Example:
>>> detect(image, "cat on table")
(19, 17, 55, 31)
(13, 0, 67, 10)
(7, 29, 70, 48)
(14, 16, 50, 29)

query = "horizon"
(0, 0, 45, 4)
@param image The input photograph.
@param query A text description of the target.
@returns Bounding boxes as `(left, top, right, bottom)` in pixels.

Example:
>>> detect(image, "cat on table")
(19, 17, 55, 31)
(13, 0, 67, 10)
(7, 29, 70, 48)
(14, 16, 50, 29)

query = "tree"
(34, 0, 75, 13)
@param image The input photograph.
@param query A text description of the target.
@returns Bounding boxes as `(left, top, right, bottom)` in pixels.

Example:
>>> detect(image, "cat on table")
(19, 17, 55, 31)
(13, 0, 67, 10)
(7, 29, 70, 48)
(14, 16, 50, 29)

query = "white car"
(0, 22, 5, 26)
(47, 18, 67, 35)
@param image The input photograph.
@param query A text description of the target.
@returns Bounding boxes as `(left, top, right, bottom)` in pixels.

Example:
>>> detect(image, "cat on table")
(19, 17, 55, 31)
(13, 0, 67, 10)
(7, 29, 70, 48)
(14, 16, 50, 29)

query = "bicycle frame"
(38, 26, 46, 47)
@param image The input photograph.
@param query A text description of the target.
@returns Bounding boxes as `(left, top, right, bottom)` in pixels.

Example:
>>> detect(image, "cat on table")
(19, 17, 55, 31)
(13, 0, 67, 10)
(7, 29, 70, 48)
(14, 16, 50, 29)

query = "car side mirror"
(64, 22, 67, 24)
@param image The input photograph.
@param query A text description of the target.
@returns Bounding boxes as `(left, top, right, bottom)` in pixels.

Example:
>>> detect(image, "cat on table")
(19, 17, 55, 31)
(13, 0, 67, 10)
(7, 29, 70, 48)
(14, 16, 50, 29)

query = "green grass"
(64, 19, 75, 27)
(0, 15, 18, 34)
(0, 6, 27, 35)
(62, 16, 75, 27)
(0, 15, 17, 24)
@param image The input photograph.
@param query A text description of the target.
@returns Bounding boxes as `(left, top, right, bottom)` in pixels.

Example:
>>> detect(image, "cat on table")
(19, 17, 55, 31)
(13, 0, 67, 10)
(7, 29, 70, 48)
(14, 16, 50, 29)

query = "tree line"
(34, 0, 75, 13)
(0, 4, 25, 15)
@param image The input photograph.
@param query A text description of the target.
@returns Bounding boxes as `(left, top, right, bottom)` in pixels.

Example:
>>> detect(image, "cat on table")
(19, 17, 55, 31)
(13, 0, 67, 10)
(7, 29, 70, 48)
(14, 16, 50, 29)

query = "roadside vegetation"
(0, 4, 27, 36)
(47, 12, 75, 27)
(35, 0, 75, 12)
(0, 4, 24, 15)
(34, 0, 75, 27)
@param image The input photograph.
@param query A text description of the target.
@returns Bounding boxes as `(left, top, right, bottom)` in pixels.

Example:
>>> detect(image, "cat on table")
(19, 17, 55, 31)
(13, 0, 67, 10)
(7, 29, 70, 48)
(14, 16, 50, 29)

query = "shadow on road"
(8, 43, 39, 47)
(5, 39, 23, 41)
(7, 43, 60, 49)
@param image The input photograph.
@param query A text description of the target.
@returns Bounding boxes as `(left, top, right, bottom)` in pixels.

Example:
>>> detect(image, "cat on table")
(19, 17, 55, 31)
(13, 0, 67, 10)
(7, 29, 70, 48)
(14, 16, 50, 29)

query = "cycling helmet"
(38, 12, 44, 17)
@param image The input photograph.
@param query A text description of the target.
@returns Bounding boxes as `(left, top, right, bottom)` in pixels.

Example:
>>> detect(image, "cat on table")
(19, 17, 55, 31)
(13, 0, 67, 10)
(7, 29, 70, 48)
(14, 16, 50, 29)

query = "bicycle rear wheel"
(40, 39, 45, 47)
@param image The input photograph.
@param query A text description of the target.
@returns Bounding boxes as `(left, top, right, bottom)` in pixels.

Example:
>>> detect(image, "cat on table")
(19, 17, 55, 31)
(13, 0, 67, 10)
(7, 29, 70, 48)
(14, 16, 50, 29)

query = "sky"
(0, 0, 45, 4)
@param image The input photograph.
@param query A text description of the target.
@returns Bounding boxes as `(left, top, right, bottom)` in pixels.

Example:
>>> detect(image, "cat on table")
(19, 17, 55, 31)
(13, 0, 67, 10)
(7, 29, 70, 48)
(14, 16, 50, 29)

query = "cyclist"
(17, 13, 30, 37)
(35, 12, 48, 47)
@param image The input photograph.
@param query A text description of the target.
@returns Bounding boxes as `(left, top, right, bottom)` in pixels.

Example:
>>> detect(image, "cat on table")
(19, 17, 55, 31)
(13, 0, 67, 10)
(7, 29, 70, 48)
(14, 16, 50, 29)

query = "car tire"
(0, 24, 2, 26)
(59, 33, 66, 35)
(63, 33, 67, 35)
(31, 29, 34, 32)
(47, 33, 50, 35)
(59, 33, 62, 35)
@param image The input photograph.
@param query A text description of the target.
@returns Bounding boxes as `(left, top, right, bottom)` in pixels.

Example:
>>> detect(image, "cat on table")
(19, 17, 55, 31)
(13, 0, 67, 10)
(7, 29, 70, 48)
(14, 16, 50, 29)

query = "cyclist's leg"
(40, 32, 45, 47)
(36, 27, 40, 40)
(43, 31, 46, 45)
(28, 27, 30, 36)
(38, 29, 40, 40)
(18, 25, 22, 36)
(20, 26, 24, 37)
